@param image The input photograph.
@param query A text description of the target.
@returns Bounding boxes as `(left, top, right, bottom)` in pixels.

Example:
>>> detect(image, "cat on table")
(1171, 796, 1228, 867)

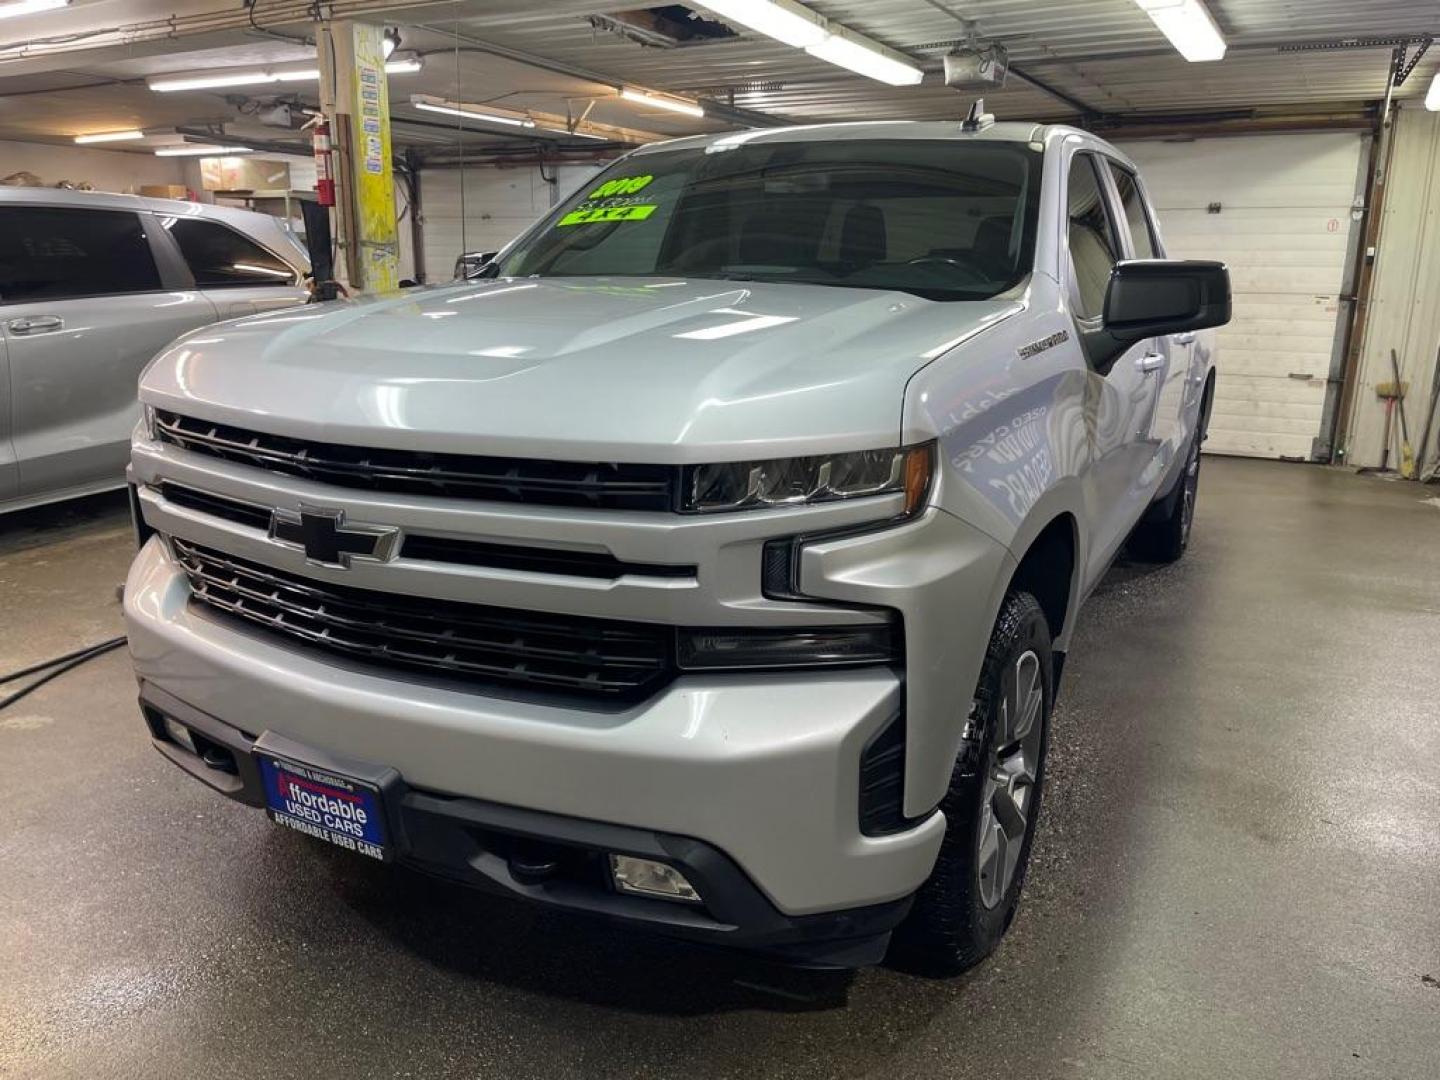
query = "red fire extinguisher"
(313, 120, 335, 207)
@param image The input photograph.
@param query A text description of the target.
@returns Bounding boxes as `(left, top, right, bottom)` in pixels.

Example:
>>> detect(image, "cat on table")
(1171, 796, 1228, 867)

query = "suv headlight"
(682, 443, 934, 515)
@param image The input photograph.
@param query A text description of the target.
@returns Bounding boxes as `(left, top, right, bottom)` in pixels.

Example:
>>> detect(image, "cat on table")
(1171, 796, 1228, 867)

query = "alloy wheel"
(976, 649, 1044, 910)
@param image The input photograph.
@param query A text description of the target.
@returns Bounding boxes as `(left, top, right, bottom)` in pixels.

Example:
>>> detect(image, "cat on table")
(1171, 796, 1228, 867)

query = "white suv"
(124, 121, 1227, 972)
(0, 189, 308, 514)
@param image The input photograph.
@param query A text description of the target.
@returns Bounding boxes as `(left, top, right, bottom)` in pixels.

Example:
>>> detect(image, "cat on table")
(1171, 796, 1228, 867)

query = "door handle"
(1136, 353, 1165, 374)
(7, 315, 64, 335)
(1172, 331, 1197, 345)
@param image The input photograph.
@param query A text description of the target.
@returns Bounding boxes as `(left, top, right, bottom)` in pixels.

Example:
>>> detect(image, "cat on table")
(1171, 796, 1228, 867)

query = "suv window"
(0, 206, 161, 303)
(1065, 154, 1121, 319)
(164, 218, 297, 287)
(1107, 162, 1159, 260)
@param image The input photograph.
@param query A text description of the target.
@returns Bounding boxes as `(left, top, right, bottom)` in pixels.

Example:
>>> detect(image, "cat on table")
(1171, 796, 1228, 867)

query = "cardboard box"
(139, 185, 190, 200)
(199, 158, 291, 192)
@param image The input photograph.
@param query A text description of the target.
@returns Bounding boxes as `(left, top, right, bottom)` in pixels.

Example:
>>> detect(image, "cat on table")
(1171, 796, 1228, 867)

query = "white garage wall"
(1117, 133, 1367, 460)
(1347, 108, 1440, 472)
(417, 162, 607, 283)
(0, 139, 188, 193)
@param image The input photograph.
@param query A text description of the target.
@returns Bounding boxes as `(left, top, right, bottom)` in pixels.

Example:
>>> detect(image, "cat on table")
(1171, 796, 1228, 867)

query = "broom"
(1376, 349, 1415, 478)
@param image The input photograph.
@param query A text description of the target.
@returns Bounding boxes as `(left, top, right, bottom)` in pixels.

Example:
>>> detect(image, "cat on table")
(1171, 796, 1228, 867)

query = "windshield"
(493, 139, 1042, 302)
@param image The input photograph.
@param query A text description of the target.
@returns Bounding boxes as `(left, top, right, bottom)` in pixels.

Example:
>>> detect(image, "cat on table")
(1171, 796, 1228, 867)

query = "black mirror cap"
(1104, 259, 1231, 341)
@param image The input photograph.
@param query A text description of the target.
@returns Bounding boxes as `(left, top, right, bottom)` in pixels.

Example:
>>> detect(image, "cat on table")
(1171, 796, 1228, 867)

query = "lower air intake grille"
(172, 539, 674, 699)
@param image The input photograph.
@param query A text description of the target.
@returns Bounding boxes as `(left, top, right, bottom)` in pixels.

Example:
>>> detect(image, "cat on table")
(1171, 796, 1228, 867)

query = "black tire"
(889, 591, 1053, 976)
(1127, 424, 1204, 564)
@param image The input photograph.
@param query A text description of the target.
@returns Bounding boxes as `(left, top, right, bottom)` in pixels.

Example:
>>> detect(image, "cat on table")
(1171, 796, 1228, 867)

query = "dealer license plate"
(257, 753, 388, 861)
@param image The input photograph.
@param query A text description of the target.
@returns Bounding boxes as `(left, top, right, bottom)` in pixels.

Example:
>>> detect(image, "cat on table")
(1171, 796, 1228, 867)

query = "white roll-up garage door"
(418, 163, 606, 284)
(1116, 133, 1366, 459)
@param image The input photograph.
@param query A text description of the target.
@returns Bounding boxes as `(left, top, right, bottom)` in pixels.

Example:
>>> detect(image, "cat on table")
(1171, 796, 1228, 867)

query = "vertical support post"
(318, 20, 399, 292)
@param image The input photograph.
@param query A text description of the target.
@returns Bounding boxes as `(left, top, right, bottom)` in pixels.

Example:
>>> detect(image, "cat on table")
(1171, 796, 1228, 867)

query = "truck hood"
(142, 276, 1020, 462)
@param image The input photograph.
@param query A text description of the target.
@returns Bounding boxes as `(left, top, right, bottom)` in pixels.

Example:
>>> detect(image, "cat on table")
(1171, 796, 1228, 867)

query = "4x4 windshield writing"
(495, 140, 1043, 302)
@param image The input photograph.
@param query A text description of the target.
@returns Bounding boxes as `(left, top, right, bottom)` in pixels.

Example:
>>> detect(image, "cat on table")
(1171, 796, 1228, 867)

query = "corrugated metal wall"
(1346, 108, 1440, 472)
(1117, 133, 1365, 460)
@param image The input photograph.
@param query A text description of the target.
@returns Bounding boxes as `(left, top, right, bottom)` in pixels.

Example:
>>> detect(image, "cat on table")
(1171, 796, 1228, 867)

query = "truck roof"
(631, 119, 1074, 157)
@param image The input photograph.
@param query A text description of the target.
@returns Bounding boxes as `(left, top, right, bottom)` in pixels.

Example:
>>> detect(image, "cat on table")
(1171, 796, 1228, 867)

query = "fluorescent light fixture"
(150, 58, 421, 92)
(698, 0, 922, 87)
(1133, 0, 1227, 62)
(806, 28, 924, 86)
(154, 145, 253, 157)
(619, 88, 705, 118)
(412, 101, 536, 128)
(74, 130, 145, 144)
(0, 0, 70, 19)
(697, 0, 826, 49)
(1427, 73, 1440, 111)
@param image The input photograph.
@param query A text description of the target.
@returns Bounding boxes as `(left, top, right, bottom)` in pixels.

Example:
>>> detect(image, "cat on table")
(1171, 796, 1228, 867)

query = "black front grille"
(154, 411, 678, 511)
(172, 539, 674, 699)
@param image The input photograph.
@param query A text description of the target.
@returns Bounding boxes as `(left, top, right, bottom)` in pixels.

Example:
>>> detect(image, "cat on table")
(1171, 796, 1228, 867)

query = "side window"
(1065, 154, 1121, 320)
(164, 218, 297, 287)
(0, 206, 160, 303)
(1107, 163, 1159, 260)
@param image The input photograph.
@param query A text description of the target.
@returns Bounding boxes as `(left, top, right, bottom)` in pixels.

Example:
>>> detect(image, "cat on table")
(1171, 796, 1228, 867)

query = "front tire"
(889, 591, 1053, 976)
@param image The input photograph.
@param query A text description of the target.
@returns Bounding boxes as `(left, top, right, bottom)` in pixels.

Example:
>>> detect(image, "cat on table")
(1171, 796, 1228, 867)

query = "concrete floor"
(2, 457, 1438, 1080)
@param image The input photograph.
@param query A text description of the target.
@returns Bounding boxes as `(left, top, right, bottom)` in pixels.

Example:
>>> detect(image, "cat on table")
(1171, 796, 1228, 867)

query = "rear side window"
(1107, 163, 1159, 260)
(1065, 154, 1122, 319)
(164, 218, 297, 287)
(0, 206, 160, 303)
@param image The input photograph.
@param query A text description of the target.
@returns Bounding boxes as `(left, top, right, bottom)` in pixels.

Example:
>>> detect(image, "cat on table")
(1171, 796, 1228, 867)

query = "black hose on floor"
(0, 636, 127, 712)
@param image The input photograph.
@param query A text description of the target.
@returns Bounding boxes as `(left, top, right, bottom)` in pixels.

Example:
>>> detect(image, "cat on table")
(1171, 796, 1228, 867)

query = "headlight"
(683, 443, 934, 515)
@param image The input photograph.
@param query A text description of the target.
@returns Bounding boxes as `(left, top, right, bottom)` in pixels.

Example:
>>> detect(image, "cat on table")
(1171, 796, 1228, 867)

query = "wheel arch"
(1006, 511, 1080, 651)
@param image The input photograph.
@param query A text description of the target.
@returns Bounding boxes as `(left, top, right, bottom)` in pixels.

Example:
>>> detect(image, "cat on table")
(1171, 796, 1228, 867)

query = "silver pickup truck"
(124, 120, 1227, 973)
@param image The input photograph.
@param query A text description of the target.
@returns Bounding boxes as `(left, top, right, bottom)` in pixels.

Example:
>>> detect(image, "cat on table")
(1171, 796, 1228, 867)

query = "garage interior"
(2, 1, 1439, 1078)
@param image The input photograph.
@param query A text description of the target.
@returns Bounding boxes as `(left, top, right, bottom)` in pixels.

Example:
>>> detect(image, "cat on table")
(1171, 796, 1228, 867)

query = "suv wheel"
(889, 591, 1053, 976)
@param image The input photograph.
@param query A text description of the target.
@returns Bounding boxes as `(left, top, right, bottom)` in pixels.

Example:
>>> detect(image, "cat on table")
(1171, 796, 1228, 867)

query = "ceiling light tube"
(619, 88, 705, 118)
(805, 27, 924, 86)
(1426, 72, 1440, 111)
(74, 130, 146, 144)
(0, 0, 70, 20)
(696, 0, 827, 49)
(1132, 0, 1227, 62)
(150, 58, 421, 92)
(412, 101, 536, 128)
(154, 145, 253, 157)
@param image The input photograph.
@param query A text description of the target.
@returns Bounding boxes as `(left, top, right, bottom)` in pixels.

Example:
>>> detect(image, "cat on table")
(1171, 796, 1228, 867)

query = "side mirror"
(454, 250, 500, 280)
(1104, 259, 1231, 341)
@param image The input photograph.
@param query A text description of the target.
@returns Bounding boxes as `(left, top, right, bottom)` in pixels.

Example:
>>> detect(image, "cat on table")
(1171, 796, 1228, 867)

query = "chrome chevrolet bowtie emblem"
(268, 506, 400, 568)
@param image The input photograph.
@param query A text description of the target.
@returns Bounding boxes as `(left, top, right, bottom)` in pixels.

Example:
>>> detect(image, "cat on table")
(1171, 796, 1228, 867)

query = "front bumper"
(139, 682, 911, 967)
(126, 536, 946, 922)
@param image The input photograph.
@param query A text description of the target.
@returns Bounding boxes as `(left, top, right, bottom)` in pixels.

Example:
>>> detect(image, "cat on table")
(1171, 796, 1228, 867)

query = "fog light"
(162, 716, 196, 754)
(609, 854, 702, 904)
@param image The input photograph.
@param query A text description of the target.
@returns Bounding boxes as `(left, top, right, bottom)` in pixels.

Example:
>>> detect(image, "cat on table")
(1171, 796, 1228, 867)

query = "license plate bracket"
(254, 736, 399, 862)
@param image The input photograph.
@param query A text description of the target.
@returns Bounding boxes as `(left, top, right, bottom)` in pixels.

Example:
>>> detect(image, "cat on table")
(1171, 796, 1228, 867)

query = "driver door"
(1064, 151, 1162, 585)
